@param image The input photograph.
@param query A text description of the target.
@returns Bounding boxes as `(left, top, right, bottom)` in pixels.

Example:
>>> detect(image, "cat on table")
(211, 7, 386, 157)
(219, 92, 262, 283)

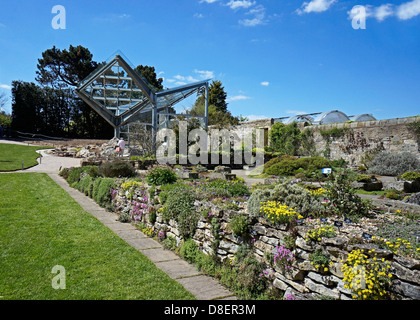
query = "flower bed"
(60, 165, 420, 300)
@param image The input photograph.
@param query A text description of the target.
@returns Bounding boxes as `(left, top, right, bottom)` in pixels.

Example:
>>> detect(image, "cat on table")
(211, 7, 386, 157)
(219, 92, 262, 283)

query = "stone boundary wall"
(233, 116, 420, 167)
(113, 185, 420, 300)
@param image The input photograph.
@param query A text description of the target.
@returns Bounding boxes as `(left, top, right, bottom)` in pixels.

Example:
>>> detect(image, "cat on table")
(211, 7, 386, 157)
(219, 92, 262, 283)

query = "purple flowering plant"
(274, 245, 295, 272)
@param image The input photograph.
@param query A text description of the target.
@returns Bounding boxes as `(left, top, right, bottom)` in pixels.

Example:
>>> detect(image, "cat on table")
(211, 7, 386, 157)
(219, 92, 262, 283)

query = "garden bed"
(60, 161, 420, 300)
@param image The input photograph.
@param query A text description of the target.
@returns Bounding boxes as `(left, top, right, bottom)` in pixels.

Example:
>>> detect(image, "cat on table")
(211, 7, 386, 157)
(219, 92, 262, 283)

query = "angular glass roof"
(76, 52, 209, 130)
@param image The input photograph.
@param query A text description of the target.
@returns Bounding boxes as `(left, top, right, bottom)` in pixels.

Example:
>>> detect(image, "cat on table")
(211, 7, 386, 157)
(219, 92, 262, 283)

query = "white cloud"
(200, 0, 219, 3)
(239, 4, 266, 26)
(297, 0, 336, 15)
(375, 4, 394, 21)
(166, 70, 213, 86)
(285, 110, 308, 115)
(227, 95, 251, 102)
(0, 84, 11, 90)
(194, 69, 215, 79)
(260, 81, 269, 86)
(226, 0, 256, 10)
(397, 0, 420, 20)
(246, 115, 270, 121)
(194, 13, 204, 18)
(347, 1, 420, 22)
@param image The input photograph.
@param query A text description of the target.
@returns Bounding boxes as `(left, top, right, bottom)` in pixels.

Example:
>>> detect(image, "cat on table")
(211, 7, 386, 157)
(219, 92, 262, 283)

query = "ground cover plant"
(0, 173, 195, 300)
(0, 144, 51, 171)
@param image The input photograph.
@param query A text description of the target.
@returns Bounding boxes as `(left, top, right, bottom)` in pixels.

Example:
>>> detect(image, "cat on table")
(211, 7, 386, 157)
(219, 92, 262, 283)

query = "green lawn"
(0, 173, 195, 300)
(0, 143, 51, 171)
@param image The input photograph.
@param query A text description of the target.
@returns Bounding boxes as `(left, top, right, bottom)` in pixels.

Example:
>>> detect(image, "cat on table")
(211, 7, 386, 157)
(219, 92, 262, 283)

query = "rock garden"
(58, 149, 420, 300)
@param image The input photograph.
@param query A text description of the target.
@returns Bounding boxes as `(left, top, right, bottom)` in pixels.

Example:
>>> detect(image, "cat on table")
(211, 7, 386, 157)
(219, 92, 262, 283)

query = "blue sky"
(0, 0, 419, 121)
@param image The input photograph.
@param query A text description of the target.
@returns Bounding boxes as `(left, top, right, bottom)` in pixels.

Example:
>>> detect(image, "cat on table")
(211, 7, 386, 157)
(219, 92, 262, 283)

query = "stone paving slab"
(155, 259, 202, 279)
(114, 229, 148, 241)
(140, 248, 180, 263)
(176, 275, 236, 300)
(125, 237, 163, 250)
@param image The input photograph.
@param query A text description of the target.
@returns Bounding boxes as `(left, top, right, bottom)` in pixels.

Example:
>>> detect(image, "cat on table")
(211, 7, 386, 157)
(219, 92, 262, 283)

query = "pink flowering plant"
(274, 245, 295, 272)
(130, 185, 151, 221)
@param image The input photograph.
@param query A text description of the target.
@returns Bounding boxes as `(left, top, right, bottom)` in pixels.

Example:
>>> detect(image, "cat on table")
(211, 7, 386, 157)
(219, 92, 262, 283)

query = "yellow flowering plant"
(259, 201, 303, 225)
(372, 236, 419, 258)
(305, 225, 336, 242)
(308, 187, 326, 198)
(120, 180, 144, 200)
(341, 249, 392, 300)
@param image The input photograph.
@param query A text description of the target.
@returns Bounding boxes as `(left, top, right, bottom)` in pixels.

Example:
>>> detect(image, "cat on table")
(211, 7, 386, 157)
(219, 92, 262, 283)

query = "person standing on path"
(117, 138, 125, 157)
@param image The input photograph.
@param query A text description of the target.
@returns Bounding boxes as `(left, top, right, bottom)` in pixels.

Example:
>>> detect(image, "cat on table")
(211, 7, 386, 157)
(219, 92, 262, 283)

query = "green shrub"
(229, 214, 250, 237)
(330, 158, 348, 168)
(265, 159, 299, 176)
(269, 122, 302, 155)
(146, 166, 177, 185)
(207, 178, 229, 189)
(163, 236, 178, 251)
(355, 174, 374, 183)
(309, 249, 331, 271)
(296, 156, 331, 173)
(269, 182, 326, 217)
(247, 188, 272, 217)
(58, 167, 71, 180)
(78, 174, 94, 196)
(205, 187, 231, 198)
(401, 171, 420, 181)
(368, 151, 420, 176)
(179, 239, 199, 263)
(386, 191, 401, 200)
(325, 171, 371, 219)
(164, 186, 199, 239)
(227, 182, 250, 197)
(99, 160, 136, 178)
(264, 156, 330, 177)
(92, 177, 103, 200)
(93, 178, 116, 207)
(66, 167, 85, 185)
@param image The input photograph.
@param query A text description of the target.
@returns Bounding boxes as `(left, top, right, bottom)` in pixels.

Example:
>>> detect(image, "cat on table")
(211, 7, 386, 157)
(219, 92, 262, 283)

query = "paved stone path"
(1, 140, 236, 300)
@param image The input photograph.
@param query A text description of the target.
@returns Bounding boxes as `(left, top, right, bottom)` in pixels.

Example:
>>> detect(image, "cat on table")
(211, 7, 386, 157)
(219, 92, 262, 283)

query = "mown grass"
(0, 143, 51, 171)
(0, 173, 195, 300)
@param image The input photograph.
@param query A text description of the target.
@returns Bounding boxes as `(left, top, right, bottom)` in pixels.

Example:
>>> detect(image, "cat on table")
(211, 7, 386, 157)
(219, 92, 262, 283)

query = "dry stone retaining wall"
(113, 185, 420, 300)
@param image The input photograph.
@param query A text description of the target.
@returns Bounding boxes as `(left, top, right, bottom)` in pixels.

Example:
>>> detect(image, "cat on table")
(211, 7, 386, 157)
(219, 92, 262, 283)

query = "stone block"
(307, 272, 338, 287)
(392, 261, 420, 285)
(273, 278, 288, 291)
(391, 279, 420, 300)
(275, 272, 309, 293)
(304, 278, 340, 300)
(329, 262, 344, 278)
(394, 255, 420, 270)
(219, 240, 239, 253)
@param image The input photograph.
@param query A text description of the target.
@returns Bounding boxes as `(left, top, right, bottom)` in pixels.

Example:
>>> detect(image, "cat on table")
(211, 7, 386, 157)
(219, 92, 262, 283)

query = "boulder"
(404, 181, 420, 193)
(362, 182, 383, 191)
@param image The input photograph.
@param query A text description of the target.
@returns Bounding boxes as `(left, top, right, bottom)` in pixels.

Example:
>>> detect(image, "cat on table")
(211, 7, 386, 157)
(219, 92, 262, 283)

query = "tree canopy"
(36, 45, 98, 88)
(189, 80, 239, 128)
(135, 65, 164, 92)
(12, 45, 166, 138)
